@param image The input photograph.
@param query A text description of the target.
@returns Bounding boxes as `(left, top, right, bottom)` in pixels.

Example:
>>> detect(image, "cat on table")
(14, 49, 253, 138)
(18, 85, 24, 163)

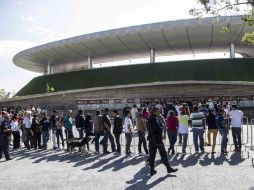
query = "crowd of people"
(0, 100, 244, 175)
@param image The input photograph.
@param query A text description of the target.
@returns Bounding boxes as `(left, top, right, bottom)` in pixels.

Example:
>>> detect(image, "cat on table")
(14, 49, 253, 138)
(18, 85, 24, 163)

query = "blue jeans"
(77, 128, 84, 139)
(167, 130, 177, 151)
(42, 131, 49, 148)
(192, 128, 204, 152)
(219, 129, 228, 152)
(181, 133, 188, 152)
(231, 127, 241, 149)
(94, 131, 103, 152)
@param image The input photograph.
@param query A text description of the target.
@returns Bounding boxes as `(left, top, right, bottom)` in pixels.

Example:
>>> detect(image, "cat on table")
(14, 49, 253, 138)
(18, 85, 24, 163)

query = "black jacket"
(147, 114, 163, 143)
(102, 114, 111, 131)
(113, 116, 122, 134)
(75, 114, 85, 129)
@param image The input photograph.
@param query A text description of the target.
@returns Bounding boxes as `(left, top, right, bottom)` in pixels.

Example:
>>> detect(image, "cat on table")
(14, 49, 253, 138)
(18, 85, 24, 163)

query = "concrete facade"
(1, 82, 254, 112)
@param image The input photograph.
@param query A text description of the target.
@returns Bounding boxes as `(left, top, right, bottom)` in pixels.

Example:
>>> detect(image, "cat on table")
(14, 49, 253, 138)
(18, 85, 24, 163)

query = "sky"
(0, 0, 240, 93)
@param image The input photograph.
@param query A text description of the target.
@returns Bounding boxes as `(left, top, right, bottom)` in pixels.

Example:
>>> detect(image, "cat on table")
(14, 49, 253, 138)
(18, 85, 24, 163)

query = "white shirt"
(131, 108, 138, 119)
(10, 121, 20, 131)
(229, 110, 243, 128)
(178, 115, 190, 134)
(175, 105, 182, 116)
(124, 117, 133, 133)
(23, 117, 32, 129)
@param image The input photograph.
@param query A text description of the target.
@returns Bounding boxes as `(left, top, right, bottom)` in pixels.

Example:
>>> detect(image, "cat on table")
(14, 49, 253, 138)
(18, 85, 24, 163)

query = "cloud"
(0, 40, 36, 57)
(21, 14, 35, 21)
(26, 26, 70, 43)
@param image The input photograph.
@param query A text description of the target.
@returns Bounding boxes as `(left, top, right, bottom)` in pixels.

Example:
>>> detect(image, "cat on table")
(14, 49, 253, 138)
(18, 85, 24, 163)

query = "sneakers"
(211, 151, 216, 154)
(103, 151, 111, 154)
(150, 169, 157, 176)
(137, 153, 143, 157)
(167, 167, 178, 173)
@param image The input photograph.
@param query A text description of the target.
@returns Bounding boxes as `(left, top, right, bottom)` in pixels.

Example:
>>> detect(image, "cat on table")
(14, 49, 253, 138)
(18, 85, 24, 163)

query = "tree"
(46, 83, 55, 93)
(0, 89, 13, 100)
(190, 0, 254, 45)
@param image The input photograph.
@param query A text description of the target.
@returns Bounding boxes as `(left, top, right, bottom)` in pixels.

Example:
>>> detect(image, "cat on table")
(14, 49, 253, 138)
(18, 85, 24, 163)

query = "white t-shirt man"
(23, 116, 32, 129)
(229, 110, 243, 128)
(124, 117, 133, 133)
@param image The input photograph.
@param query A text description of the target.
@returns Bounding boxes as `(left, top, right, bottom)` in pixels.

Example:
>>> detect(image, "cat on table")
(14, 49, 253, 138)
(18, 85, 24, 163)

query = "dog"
(68, 136, 91, 156)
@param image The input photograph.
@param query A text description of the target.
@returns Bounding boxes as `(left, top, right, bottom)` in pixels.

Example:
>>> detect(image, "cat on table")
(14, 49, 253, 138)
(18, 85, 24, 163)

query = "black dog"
(68, 136, 91, 156)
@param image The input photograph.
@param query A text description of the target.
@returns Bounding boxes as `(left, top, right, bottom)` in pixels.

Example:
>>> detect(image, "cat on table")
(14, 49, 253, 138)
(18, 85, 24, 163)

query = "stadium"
(1, 15, 254, 111)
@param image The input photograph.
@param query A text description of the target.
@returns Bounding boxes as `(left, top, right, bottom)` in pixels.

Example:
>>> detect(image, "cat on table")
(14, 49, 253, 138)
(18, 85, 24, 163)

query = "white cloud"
(21, 14, 35, 21)
(26, 26, 70, 43)
(0, 40, 36, 57)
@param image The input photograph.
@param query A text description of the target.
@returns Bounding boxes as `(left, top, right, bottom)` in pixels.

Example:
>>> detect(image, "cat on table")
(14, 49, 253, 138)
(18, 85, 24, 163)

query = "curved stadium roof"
(13, 15, 254, 73)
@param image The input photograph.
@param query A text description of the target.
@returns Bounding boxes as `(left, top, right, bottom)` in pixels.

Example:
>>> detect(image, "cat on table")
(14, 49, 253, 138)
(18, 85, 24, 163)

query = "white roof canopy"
(13, 15, 254, 73)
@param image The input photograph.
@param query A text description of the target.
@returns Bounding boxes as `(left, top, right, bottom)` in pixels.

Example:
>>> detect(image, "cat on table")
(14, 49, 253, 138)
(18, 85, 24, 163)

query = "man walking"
(190, 106, 206, 153)
(147, 108, 178, 176)
(229, 105, 243, 152)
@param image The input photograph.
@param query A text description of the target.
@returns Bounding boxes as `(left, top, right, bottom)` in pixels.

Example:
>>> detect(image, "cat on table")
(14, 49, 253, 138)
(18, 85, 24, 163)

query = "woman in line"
(10, 116, 21, 149)
(56, 115, 65, 150)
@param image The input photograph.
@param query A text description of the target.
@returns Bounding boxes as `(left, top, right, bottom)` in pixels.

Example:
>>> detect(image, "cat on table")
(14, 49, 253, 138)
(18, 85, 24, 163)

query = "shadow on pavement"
(125, 167, 176, 190)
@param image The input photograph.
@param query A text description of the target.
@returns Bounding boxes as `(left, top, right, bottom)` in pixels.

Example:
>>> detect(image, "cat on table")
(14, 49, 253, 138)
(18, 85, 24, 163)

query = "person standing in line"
(64, 110, 74, 150)
(23, 112, 33, 150)
(40, 112, 50, 149)
(124, 110, 133, 157)
(49, 111, 58, 150)
(112, 110, 123, 154)
(206, 110, 218, 154)
(216, 109, 229, 154)
(31, 114, 42, 149)
(10, 116, 20, 150)
(131, 105, 138, 126)
(93, 110, 103, 154)
(84, 114, 95, 150)
(56, 115, 65, 150)
(229, 105, 243, 152)
(167, 111, 179, 155)
(136, 109, 149, 156)
(143, 108, 150, 121)
(0, 113, 12, 161)
(178, 111, 190, 154)
(147, 108, 178, 176)
(75, 110, 85, 139)
(190, 106, 206, 154)
(102, 108, 116, 154)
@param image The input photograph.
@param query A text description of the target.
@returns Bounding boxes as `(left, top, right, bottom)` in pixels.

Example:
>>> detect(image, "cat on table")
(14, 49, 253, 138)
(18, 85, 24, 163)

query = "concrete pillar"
(230, 43, 235, 58)
(43, 67, 47, 75)
(51, 66, 54, 74)
(88, 56, 93, 69)
(47, 62, 51, 75)
(150, 48, 155, 63)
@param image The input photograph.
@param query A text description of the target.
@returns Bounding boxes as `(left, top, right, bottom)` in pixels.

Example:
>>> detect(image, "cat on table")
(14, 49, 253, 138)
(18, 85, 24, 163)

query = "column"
(230, 43, 235, 58)
(47, 62, 51, 75)
(88, 56, 93, 69)
(150, 48, 155, 63)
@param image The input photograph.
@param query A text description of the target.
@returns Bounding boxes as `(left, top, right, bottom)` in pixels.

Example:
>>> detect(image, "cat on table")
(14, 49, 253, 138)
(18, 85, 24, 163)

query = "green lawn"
(16, 58, 254, 96)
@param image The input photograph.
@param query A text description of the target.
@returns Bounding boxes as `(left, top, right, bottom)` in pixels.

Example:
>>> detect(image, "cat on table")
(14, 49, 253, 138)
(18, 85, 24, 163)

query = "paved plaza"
(1, 126, 254, 190)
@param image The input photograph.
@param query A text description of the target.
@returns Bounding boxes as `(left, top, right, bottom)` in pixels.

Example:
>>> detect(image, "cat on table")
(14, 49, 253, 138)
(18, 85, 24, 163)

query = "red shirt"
(167, 116, 178, 131)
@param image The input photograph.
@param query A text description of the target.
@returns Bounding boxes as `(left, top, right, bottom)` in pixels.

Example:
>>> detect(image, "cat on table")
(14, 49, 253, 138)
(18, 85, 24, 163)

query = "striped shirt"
(190, 112, 205, 129)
